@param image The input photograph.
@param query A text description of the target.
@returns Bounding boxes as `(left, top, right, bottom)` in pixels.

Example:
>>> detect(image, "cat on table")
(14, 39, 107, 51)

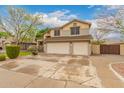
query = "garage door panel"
(47, 43, 70, 54)
(73, 42, 89, 55)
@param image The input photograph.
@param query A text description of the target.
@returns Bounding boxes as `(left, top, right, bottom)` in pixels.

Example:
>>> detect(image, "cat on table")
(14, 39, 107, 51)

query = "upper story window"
(54, 30, 60, 36)
(71, 27, 80, 35)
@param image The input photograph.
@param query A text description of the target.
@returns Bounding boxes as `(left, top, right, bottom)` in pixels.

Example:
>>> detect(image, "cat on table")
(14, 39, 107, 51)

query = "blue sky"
(0, 5, 102, 20)
(19, 5, 98, 20)
(0, 5, 118, 27)
(0, 5, 105, 29)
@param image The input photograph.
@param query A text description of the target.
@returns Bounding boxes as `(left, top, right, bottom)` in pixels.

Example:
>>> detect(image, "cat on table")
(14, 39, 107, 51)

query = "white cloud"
(49, 10, 70, 18)
(96, 8, 101, 11)
(35, 10, 78, 28)
(87, 19, 97, 29)
(88, 5, 95, 9)
(105, 5, 124, 10)
(105, 32, 121, 40)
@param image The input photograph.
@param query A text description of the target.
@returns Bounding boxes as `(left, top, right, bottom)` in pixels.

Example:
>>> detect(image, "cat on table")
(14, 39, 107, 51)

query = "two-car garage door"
(46, 42, 89, 55)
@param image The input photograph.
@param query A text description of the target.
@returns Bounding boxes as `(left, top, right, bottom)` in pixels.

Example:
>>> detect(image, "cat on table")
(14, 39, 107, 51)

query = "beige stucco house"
(43, 19, 92, 56)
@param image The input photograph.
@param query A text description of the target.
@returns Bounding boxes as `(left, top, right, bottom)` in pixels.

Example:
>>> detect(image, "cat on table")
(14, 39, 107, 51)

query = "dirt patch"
(112, 63, 124, 77)
(63, 65, 80, 76)
(41, 58, 58, 62)
(67, 58, 89, 66)
(39, 53, 67, 57)
(27, 57, 58, 62)
(27, 57, 41, 60)
(16, 64, 41, 76)
(1, 62, 19, 70)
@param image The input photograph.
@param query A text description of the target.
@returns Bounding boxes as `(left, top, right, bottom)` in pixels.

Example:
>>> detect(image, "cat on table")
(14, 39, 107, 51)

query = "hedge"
(6, 45, 20, 59)
(0, 54, 6, 61)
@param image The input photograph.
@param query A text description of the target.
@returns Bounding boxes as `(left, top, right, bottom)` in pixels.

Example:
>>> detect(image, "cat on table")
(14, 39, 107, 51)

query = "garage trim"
(45, 41, 90, 56)
(46, 42, 70, 54)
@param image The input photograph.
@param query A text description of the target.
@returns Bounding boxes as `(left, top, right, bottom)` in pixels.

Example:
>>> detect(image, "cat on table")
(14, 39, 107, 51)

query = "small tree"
(0, 31, 10, 39)
(91, 28, 111, 44)
(36, 28, 49, 40)
(94, 6, 124, 41)
(0, 6, 43, 44)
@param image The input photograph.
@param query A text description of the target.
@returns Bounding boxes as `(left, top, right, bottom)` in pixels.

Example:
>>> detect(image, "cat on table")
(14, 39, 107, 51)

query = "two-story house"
(43, 19, 92, 56)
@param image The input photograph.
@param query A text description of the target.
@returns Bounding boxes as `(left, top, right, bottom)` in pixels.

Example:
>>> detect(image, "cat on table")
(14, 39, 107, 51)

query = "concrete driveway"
(0, 55, 101, 88)
(90, 55, 124, 88)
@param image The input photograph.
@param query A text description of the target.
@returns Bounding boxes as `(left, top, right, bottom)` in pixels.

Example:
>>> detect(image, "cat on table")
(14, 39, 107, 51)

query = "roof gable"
(61, 19, 91, 29)
(47, 19, 91, 33)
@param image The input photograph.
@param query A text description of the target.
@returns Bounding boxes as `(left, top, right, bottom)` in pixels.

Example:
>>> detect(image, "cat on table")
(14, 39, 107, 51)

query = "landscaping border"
(109, 63, 124, 82)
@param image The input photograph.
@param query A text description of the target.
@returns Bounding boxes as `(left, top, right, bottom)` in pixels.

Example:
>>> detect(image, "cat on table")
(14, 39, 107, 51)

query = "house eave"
(44, 35, 92, 43)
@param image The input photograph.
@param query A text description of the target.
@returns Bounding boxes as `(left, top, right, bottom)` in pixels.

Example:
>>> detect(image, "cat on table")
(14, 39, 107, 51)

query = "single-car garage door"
(72, 42, 89, 55)
(46, 42, 70, 54)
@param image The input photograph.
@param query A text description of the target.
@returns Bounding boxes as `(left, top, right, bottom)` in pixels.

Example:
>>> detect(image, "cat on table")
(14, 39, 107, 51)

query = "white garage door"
(73, 42, 89, 55)
(46, 43, 70, 54)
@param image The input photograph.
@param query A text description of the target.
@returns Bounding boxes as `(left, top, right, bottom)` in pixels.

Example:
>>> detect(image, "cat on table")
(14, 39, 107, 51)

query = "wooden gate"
(100, 45, 120, 54)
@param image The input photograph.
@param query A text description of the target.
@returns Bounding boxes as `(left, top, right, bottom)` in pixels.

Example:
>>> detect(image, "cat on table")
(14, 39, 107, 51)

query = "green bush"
(6, 45, 20, 59)
(28, 45, 38, 55)
(0, 54, 6, 61)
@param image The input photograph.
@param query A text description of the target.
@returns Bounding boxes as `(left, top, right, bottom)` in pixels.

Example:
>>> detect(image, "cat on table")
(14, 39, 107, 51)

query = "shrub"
(0, 54, 6, 61)
(28, 45, 38, 55)
(6, 45, 20, 59)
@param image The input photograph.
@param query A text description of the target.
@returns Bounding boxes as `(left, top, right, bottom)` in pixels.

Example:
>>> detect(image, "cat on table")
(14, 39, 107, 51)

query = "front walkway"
(90, 55, 124, 88)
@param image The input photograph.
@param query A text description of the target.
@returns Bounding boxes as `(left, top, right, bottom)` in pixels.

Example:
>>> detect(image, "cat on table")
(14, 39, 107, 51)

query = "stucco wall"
(120, 44, 124, 55)
(49, 21, 90, 37)
(91, 44, 100, 55)
(62, 21, 90, 31)
(50, 30, 54, 37)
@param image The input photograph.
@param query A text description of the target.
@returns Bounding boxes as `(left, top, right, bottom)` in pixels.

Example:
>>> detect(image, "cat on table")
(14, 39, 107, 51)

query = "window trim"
(70, 26, 80, 35)
(54, 30, 60, 36)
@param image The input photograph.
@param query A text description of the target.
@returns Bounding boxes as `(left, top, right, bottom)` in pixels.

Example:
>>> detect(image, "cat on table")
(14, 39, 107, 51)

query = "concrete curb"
(109, 63, 124, 82)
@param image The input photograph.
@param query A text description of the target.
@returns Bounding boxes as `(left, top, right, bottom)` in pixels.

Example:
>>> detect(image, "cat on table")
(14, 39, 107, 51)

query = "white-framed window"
(70, 27, 80, 35)
(54, 30, 60, 36)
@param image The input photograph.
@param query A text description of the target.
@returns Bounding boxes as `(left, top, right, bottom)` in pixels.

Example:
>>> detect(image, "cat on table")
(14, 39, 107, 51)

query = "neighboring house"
(43, 19, 92, 56)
